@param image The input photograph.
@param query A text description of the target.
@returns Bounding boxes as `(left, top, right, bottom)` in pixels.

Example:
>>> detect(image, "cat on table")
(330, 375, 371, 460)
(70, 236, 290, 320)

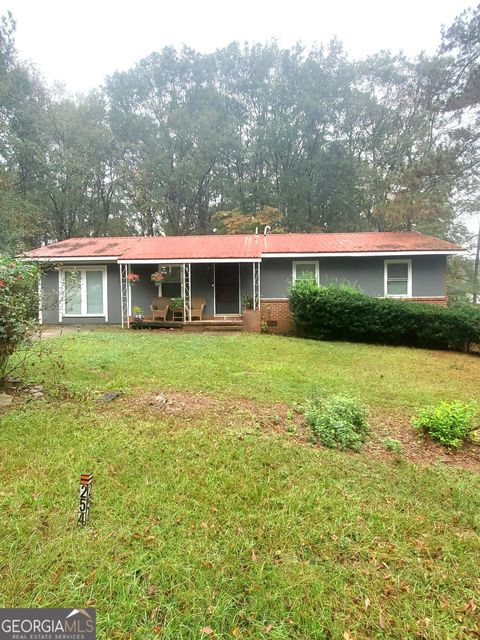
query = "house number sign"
(78, 473, 93, 526)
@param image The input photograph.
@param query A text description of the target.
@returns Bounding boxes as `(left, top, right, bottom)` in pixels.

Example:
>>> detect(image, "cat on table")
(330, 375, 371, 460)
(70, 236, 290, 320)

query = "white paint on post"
(38, 270, 43, 325)
(78, 473, 93, 526)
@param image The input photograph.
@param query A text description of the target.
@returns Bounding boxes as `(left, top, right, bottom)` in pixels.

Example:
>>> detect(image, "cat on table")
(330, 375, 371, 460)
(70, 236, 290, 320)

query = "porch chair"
(191, 297, 206, 321)
(150, 297, 171, 321)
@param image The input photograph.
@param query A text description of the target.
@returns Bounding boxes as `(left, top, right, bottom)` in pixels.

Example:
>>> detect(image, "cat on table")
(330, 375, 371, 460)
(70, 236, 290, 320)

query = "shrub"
(383, 438, 404, 454)
(0, 257, 39, 382)
(412, 401, 477, 448)
(289, 281, 480, 352)
(304, 394, 370, 451)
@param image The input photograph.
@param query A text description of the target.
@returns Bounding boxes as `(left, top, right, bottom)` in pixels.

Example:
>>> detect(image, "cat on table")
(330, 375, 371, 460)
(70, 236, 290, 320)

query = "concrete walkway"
(38, 325, 120, 338)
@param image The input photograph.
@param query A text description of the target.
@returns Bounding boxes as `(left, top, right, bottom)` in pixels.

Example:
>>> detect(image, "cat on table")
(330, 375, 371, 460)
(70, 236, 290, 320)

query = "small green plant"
(242, 295, 254, 310)
(169, 298, 184, 310)
(132, 306, 143, 315)
(304, 394, 370, 451)
(412, 401, 477, 448)
(383, 438, 404, 454)
(286, 422, 298, 436)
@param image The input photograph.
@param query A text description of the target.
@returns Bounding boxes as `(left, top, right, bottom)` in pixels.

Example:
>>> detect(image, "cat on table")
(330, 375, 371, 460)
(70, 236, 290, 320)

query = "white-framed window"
(157, 264, 183, 298)
(292, 261, 319, 284)
(384, 259, 412, 297)
(59, 266, 108, 319)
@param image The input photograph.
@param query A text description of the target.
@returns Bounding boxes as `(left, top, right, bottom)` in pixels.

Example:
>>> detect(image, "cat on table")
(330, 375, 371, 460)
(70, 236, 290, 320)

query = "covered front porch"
(119, 260, 261, 329)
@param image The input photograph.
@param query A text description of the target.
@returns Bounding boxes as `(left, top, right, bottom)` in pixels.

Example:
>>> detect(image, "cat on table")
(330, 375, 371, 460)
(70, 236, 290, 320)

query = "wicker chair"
(191, 297, 206, 321)
(150, 297, 171, 321)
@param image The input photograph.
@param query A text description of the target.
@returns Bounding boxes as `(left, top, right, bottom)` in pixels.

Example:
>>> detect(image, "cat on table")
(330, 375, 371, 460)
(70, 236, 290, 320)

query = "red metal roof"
(24, 231, 463, 261)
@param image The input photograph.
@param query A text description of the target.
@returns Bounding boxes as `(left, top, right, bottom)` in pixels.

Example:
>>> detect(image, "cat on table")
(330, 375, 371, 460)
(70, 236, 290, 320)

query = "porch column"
(253, 262, 261, 310)
(38, 268, 43, 325)
(183, 262, 192, 322)
(120, 264, 130, 329)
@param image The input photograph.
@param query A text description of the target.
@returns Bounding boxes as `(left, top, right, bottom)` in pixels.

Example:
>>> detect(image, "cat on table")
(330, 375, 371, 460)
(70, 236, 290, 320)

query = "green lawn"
(1, 332, 479, 639)
(31, 332, 480, 409)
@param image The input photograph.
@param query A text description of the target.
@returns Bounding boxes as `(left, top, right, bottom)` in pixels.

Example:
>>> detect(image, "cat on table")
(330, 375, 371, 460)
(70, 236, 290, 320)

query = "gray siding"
(41, 268, 60, 324)
(240, 263, 254, 306)
(260, 259, 293, 298)
(261, 255, 447, 298)
(41, 263, 120, 325)
(192, 263, 214, 315)
(40, 255, 448, 324)
(411, 255, 447, 297)
(106, 264, 122, 323)
(129, 265, 159, 316)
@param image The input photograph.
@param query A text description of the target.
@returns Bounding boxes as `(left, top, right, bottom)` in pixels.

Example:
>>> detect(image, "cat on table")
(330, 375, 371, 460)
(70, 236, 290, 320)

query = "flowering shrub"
(0, 257, 39, 382)
(127, 273, 140, 283)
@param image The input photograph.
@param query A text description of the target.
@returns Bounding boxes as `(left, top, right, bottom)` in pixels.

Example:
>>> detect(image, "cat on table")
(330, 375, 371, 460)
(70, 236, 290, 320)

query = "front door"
(215, 263, 239, 315)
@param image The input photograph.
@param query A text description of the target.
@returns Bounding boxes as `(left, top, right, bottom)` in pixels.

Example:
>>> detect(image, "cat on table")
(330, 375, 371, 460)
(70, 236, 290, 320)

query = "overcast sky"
(4, 0, 479, 233)
(5, 0, 474, 94)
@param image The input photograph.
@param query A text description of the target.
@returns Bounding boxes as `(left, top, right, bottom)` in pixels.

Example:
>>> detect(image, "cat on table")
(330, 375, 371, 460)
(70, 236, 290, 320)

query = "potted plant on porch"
(127, 273, 140, 285)
(151, 270, 166, 283)
(169, 297, 184, 321)
(132, 306, 144, 323)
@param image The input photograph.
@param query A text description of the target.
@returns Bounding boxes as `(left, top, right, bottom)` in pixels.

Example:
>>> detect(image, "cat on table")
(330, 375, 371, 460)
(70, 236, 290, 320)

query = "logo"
(0, 608, 96, 639)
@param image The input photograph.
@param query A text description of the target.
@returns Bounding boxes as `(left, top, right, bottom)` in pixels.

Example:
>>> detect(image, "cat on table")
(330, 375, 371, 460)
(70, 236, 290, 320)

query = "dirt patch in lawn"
(368, 410, 480, 473)
(99, 391, 480, 473)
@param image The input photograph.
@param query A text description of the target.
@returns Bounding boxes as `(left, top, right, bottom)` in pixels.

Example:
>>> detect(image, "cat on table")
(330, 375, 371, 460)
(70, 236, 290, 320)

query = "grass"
(30, 332, 480, 410)
(1, 332, 479, 639)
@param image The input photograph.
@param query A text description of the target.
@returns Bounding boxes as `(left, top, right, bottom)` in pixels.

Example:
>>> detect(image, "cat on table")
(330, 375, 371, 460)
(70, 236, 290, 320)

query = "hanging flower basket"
(127, 273, 140, 285)
(151, 271, 166, 283)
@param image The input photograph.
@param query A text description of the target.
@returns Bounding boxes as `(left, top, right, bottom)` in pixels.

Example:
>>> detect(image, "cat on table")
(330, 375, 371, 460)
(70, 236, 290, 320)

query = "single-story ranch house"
(25, 231, 463, 333)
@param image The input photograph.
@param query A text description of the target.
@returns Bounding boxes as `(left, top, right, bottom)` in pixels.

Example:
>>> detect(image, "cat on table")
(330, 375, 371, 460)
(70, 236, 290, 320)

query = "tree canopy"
(1, 7, 480, 260)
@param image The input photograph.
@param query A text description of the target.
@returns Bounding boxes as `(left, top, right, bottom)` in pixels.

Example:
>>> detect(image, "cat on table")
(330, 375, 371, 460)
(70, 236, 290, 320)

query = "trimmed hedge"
(289, 282, 480, 352)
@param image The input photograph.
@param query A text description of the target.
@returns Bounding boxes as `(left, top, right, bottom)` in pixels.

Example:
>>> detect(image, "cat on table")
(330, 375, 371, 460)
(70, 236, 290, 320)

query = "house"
(24, 231, 463, 333)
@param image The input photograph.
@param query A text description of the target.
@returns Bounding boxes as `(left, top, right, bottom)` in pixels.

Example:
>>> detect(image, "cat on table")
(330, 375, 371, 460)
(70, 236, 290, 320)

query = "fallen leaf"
(463, 600, 478, 612)
(148, 584, 157, 596)
(343, 632, 353, 640)
(379, 612, 386, 630)
(201, 626, 214, 635)
(264, 624, 273, 632)
(251, 549, 258, 562)
(232, 628, 240, 637)
(51, 566, 64, 584)
(364, 596, 370, 611)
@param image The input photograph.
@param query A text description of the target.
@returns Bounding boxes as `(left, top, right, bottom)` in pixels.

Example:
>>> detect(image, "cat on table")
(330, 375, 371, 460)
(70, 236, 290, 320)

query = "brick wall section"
(256, 296, 448, 335)
(260, 299, 293, 334)
(242, 309, 262, 332)
(407, 297, 448, 306)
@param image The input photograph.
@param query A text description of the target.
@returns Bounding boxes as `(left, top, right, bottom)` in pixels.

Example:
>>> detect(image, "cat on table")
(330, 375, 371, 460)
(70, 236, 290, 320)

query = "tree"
(0, 257, 38, 382)
(211, 206, 286, 234)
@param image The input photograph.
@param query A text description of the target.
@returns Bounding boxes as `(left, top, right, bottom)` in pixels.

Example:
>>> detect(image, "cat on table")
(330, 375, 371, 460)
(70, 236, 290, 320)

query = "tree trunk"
(473, 218, 480, 305)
